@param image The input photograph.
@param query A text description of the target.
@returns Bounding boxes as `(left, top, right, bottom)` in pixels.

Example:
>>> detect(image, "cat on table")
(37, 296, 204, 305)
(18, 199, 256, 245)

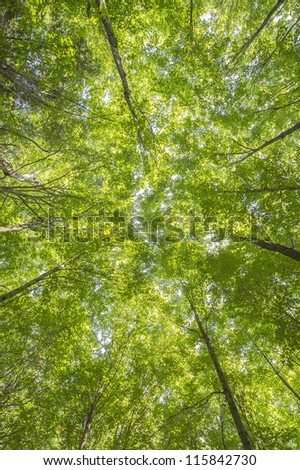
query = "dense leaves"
(1, 0, 299, 450)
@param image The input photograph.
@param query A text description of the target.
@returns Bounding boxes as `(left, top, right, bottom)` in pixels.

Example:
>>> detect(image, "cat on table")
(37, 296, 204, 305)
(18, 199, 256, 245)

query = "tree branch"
(229, 121, 300, 164)
(167, 391, 224, 421)
(257, 16, 300, 70)
(190, 0, 194, 43)
(232, 0, 285, 62)
(221, 185, 300, 194)
(233, 235, 300, 262)
(243, 330, 300, 401)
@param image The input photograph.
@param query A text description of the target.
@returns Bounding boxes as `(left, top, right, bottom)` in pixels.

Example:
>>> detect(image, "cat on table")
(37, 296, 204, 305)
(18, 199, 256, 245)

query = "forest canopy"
(0, 0, 300, 450)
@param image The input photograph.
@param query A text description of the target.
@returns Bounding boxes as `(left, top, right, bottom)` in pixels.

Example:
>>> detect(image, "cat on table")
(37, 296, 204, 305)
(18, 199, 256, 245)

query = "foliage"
(1, 0, 300, 450)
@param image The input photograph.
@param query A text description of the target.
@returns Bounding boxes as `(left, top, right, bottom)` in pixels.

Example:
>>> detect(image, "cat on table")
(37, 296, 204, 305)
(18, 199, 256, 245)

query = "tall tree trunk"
(96, 0, 141, 136)
(186, 294, 253, 450)
(0, 254, 82, 303)
(79, 371, 116, 450)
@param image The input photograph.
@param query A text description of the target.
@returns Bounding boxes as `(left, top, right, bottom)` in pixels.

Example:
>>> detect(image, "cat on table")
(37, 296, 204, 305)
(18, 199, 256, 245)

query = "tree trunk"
(79, 397, 99, 450)
(97, 0, 140, 132)
(0, 254, 82, 303)
(189, 0, 194, 43)
(186, 294, 253, 450)
(79, 382, 105, 450)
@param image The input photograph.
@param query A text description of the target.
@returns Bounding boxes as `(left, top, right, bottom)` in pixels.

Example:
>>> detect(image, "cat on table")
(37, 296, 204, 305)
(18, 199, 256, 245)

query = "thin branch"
(257, 16, 300, 70)
(167, 391, 224, 421)
(229, 121, 300, 164)
(255, 98, 300, 113)
(221, 185, 300, 194)
(231, 0, 285, 63)
(231, 138, 253, 151)
(243, 330, 300, 401)
(1, 128, 52, 153)
(190, 0, 194, 43)
(0, 251, 86, 304)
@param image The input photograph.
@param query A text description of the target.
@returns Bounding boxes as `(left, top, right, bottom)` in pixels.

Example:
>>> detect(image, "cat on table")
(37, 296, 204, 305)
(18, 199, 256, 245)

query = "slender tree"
(185, 291, 253, 450)
(0, 254, 83, 303)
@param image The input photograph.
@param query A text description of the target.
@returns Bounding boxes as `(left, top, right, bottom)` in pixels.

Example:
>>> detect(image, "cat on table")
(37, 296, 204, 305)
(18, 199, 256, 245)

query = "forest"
(0, 0, 300, 450)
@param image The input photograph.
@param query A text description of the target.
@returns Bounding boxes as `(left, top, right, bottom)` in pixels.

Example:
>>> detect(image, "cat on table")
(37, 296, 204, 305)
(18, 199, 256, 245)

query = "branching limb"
(257, 16, 300, 70)
(0, 156, 41, 186)
(229, 121, 300, 164)
(221, 185, 300, 194)
(167, 391, 224, 421)
(231, 0, 285, 63)
(242, 330, 300, 401)
(232, 235, 300, 262)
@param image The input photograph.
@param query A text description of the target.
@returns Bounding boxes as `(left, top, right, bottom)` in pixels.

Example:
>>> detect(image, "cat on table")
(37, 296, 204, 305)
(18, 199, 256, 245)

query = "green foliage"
(1, 0, 299, 450)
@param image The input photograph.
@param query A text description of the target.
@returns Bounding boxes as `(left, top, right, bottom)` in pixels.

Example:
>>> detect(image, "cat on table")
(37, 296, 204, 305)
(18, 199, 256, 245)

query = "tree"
(1, 0, 300, 451)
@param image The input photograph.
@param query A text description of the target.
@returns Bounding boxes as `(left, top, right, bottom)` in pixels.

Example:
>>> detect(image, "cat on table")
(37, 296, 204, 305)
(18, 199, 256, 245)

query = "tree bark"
(186, 294, 253, 450)
(190, 0, 194, 43)
(0, 156, 40, 186)
(0, 254, 82, 303)
(0, 224, 27, 232)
